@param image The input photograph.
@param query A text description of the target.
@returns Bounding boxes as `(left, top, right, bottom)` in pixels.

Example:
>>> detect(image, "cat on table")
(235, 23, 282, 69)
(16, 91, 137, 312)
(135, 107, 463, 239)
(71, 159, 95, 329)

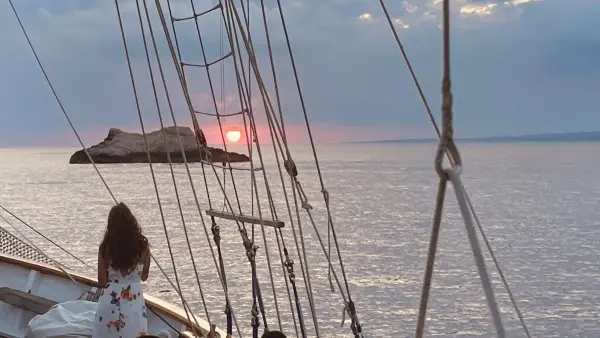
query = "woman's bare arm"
(141, 247, 151, 281)
(97, 248, 108, 286)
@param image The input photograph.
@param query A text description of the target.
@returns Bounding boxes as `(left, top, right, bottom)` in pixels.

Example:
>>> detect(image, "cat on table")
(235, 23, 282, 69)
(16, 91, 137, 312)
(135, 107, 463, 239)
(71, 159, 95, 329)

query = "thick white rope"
(378, 1, 532, 336)
(447, 169, 506, 337)
(416, 1, 505, 337)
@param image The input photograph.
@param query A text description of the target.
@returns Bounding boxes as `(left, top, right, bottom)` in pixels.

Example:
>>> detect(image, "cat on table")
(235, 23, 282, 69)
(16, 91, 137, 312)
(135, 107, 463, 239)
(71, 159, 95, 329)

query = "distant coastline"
(352, 131, 600, 144)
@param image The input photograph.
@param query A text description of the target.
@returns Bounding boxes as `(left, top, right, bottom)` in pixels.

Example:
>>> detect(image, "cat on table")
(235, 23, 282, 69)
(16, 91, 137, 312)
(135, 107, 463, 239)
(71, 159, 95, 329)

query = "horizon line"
(2, 130, 600, 149)
(346, 130, 600, 144)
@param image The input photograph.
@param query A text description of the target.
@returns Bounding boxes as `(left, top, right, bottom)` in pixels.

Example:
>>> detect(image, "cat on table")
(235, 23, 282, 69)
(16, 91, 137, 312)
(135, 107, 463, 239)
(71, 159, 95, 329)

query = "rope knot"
(201, 147, 213, 163)
(250, 304, 260, 328)
(284, 257, 296, 282)
(435, 76, 462, 177)
(284, 159, 298, 177)
(239, 228, 258, 261)
(210, 217, 221, 244)
(301, 200, 313, 210)
(340, 301, 362, 337)
(246, 245, 258, 262)
(321, 188, 330, 205)
(340, 302, 348, 327)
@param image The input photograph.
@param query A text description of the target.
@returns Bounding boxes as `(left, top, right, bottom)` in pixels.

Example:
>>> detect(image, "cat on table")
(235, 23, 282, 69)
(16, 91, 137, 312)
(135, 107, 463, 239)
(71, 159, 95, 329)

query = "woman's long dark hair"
(99, 202, 148, 271)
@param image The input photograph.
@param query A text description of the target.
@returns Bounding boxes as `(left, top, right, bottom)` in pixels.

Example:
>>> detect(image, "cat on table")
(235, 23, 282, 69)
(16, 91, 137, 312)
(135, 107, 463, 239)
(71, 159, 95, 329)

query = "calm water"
(1, 142, 599, 338)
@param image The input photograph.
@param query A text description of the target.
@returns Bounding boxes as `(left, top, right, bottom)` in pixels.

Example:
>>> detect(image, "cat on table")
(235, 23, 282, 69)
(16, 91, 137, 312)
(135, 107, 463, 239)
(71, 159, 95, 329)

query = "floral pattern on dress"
(92, 265, 147, 338)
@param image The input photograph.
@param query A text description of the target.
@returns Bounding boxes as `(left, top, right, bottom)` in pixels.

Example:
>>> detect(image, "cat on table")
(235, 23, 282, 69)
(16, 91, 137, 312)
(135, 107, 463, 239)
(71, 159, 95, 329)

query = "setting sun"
(226, 128, 242, 143)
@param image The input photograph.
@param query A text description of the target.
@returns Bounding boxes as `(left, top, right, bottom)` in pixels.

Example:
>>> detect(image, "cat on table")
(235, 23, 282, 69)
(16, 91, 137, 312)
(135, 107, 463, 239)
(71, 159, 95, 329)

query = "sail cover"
(26, 300, 96, 338)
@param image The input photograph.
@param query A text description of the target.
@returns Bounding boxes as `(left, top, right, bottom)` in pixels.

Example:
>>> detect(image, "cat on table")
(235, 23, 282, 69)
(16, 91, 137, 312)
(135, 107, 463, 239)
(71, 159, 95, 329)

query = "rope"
(114, 1, 203, 335)
(239, 1, 365, 335)
(225, 2, 372, 336)
(135, 0, 214, 333)
(163, 0, 237, 324)
(225, 12, 305, 331)
(165, 1, 301, 335)
(0, 213, 81, 286)
(256, 10, 303, 333)
(210, 216, 233, 337)
(157, 0, 290, 335)
(224, 3, 323, 336)
(222, 1, 289, 333)
(7, 0, 116, 203)
(447, 169, 505, 337)
(160, 0, 275, 334)
(415, 178, 447, 337)
(0, 204, 92, 270)
(416, 2, 505, 337)
(0, 220, 52, 265)
(269, 2, 363, 333)
(378, 0, 532, 336)
(227, 2, 369, 335)
(185, 0, 246, 220)
(9, 2, 214, 334)
(157, 0, 246, 335)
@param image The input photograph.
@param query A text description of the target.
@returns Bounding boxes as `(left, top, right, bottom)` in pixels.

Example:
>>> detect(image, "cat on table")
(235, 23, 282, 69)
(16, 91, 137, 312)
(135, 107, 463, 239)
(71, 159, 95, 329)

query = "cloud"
(1, 0, 600, 147)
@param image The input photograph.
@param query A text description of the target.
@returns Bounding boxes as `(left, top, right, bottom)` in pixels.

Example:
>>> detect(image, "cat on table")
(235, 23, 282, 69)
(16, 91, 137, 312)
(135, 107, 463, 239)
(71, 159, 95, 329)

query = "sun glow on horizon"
(226, 128, 242, 143)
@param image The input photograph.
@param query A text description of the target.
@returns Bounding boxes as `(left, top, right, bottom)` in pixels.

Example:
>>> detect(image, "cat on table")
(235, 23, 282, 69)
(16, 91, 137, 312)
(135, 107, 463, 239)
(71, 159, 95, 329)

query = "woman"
(92, 202, 151, 338)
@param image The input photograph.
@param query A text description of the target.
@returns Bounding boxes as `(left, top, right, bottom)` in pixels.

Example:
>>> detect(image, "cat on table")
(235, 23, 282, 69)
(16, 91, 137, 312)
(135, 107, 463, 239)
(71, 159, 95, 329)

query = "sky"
(0, 0, 599, 146)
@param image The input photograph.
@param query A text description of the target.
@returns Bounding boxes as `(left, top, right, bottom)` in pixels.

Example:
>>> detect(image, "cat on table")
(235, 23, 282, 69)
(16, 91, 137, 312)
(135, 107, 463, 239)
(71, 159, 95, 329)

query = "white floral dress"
(92, 264, 148, 338)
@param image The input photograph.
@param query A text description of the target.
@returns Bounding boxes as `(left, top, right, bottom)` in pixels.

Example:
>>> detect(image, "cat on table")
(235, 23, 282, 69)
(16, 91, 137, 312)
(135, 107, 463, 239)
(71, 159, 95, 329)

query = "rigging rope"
(378, 0, 532, 336)
(9, 1, 219, 335)
(159, 1, 312, 336)
(0, 220, 53, 265)
(269, 2, 363, 332)
(221, 1, 292, 334)
(415, 2, 505, 337)
(226, 2, 371, 336)
(222, 2, 372, 336)
(210, 216, 234, 337)
(222, 12, 305, 336)
(155, 1, 277, 336)
(236, 2, 287, 332)
(223, 3, 323, 336)
(135, 0, 217, 334)
(6, 0, 115, 204)
(164, 0, 273, 334)
(0, 210, 187, 336)
(256, 3, 304, 336)
(161, 0, 247, 335)
(0, 210, 81, 286)
(264, 118, 304, 338)
(114, 1, 203, 335)
(0, 204, 91, 270)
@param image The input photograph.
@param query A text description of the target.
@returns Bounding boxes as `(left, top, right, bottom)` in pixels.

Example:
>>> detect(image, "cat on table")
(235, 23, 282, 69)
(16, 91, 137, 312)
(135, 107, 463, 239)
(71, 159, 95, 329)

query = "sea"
(1, 142, 599, 338)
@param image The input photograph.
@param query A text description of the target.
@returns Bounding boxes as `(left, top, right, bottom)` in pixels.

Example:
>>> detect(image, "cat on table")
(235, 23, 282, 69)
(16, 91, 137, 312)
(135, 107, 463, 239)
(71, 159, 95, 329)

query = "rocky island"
(69, 126, 250, 164)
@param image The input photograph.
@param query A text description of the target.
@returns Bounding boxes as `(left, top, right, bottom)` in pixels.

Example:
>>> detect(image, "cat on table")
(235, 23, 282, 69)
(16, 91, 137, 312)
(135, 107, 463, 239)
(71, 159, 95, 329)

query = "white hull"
(0, 253, 226, 338)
